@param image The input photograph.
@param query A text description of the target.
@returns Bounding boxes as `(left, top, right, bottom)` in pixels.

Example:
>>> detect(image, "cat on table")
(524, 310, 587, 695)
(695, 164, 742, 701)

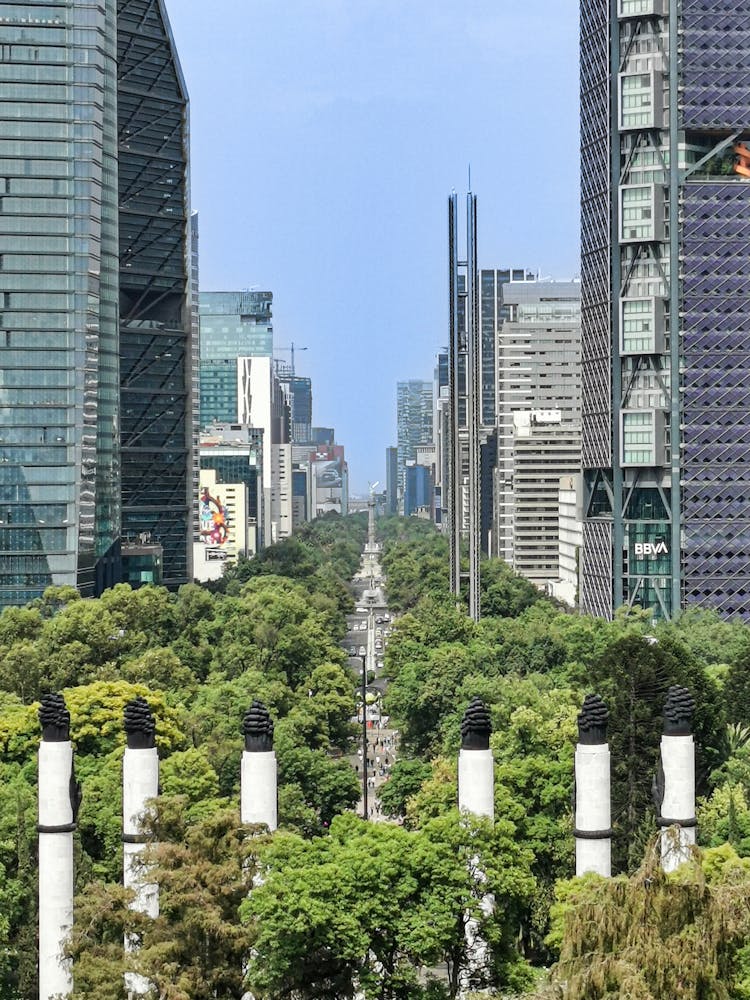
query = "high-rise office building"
(276, 368, 313, 443)
(508, 411, 581, 586)
(199, 291, 273, 427)
(0, 0, 194, 608)
(118, 0, 194, 589)
(0, 0, 120, 606)
(494, 279, 582, 562)
(580, 0, 750, 620)
(396, 380, 433, 493)
(479, 268, 535, 425)
(196, 423, 264, 580)
(403, 462, 433, 518)
(385, 446, 398, 515)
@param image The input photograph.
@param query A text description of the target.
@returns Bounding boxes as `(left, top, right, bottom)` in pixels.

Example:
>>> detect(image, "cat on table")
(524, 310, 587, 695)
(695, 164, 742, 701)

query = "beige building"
(194, 469, 255, 583)
(509, 411, 581, 588)
(549, 473, 583, 608)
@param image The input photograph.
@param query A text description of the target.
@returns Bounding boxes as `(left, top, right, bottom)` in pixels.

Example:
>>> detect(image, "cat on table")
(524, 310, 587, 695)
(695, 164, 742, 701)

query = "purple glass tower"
(581, 0, 750, 620)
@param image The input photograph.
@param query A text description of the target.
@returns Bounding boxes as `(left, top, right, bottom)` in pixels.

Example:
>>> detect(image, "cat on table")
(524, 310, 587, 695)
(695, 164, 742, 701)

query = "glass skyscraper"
(0, 0, 121, 605)
(276, 371, 312, 443)
(0, 0, 193, 607)
(199, 290, 273, 427)
(118, 0, 194, 590)
(396, 380, 433, 494)
(581, 0, 750, 620)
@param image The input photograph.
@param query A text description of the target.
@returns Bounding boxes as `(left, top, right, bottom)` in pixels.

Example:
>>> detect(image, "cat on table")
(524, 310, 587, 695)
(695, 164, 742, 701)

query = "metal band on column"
(123, 696, 159, 995)
(655, 686, 696, 873)
(574, 694, 611, 878)
(241, 701, 278, 831)
(38, 693, 79, 1000)
(457, 697, 494, 999)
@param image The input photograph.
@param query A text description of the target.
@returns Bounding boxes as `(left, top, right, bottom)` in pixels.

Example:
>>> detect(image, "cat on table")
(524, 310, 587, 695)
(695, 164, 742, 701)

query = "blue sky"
(167, 0, 580, 494)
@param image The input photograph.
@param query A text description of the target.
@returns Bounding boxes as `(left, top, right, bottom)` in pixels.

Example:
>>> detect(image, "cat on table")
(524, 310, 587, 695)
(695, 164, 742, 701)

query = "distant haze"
(167, 0, 580, 493)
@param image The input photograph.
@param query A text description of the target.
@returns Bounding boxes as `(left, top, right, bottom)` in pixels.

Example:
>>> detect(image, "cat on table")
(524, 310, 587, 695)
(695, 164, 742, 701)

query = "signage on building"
(634, 541, 668, 558)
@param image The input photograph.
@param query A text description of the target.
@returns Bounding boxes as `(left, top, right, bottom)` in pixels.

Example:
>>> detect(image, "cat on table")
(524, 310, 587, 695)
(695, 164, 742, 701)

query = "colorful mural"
(200, 487, 229, 546)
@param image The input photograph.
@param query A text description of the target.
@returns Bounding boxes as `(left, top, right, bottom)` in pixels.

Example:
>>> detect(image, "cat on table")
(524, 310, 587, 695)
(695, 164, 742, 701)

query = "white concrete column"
(574, 694, 611, 878)
(123, 697, 159, 995)
(457, 698, 494, 999)
(241, 701, 277, 831)
(457, 697, 494, 820)
(458, 749, 494, 821)
(38, 693, 77, 1000)
(658, 686, 696, 873)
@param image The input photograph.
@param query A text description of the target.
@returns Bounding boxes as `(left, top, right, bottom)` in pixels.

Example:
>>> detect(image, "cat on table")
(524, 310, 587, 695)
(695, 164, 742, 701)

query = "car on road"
(358, 646, 366, 656)
(356, 607, 367, 613)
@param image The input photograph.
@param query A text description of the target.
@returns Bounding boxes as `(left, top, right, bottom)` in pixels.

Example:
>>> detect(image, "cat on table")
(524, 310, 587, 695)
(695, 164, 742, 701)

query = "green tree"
(724, 642, 750, 728)
(377, 758, 433, 819)
(588, 633, 725, 870)
(243, 811, 534, 1000)
(68, 799, 257, 1000)
(544, 841, 750, 1000)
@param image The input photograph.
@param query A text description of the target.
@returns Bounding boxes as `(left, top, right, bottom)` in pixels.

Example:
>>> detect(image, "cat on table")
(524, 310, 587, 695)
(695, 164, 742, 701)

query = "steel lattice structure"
(448, 194, 481, 621)
(581, 0, 750, 620)
(118, 0, 195, 587)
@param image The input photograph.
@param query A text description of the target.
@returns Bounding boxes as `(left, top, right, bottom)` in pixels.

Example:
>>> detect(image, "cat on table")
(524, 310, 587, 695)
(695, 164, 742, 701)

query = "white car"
(358, 646, 366, 656)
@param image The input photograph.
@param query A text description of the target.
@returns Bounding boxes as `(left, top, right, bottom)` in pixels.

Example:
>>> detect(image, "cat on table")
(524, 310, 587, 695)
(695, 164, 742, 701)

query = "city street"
(342, 535, 399, 820)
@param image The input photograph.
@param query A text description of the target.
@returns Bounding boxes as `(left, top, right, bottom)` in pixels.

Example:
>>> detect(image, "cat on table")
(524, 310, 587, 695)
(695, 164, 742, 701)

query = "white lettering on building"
(634, 541, 668, 557)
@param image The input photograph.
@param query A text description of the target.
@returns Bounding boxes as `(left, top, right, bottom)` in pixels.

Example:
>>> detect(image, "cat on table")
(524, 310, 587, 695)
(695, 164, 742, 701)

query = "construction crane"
(275, 342, 308, 375)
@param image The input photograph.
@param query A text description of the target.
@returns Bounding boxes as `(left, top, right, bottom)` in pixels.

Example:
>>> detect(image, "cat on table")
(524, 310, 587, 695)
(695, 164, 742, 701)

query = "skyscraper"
(494, 279, 581, 562)
(118, 0, 194, 589)
(0, 0, 193, 607)
(276, 369, 313, 443)
(0, 0, 121, 606)
(396, 380, 433, 493)
(199, 291, 273, 427)
(385, 446, 398, 515)
(479, 268, 535, 426)
(580, 0, 750, 620)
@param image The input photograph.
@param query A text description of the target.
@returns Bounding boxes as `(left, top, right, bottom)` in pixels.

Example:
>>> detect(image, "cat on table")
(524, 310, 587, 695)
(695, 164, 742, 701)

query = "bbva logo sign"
(634, 541, 669, 557)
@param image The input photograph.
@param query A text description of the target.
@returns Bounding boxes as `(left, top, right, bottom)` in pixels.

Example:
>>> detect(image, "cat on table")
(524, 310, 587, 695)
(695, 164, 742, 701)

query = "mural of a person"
(200, 487, 229, 545)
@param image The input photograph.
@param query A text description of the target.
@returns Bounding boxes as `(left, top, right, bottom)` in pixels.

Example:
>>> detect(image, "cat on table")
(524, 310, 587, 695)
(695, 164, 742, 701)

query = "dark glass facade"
(403, 464, 432, 517)
(118, 0, 194, 588)
(385, 446, 398, 514)
(581, 0, 750, 619)
(277, 373, 312, 443)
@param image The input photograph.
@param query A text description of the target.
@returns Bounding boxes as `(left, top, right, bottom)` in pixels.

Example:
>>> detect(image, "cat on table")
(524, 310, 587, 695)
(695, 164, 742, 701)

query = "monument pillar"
(457, 697, 494, 999)
(656, 686, 696, 873)
(574, 693, 611, 877)
(123, 696, 159, 995)
(38, 693, 79, 1000)
(457, 697, 494, 821)
(241, 700, 277, 831)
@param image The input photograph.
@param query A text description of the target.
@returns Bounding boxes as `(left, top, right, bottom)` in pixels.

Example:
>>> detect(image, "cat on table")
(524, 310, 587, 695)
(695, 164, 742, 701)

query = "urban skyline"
(2, 0, 749, 626)
(165, 0, 580, 493)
